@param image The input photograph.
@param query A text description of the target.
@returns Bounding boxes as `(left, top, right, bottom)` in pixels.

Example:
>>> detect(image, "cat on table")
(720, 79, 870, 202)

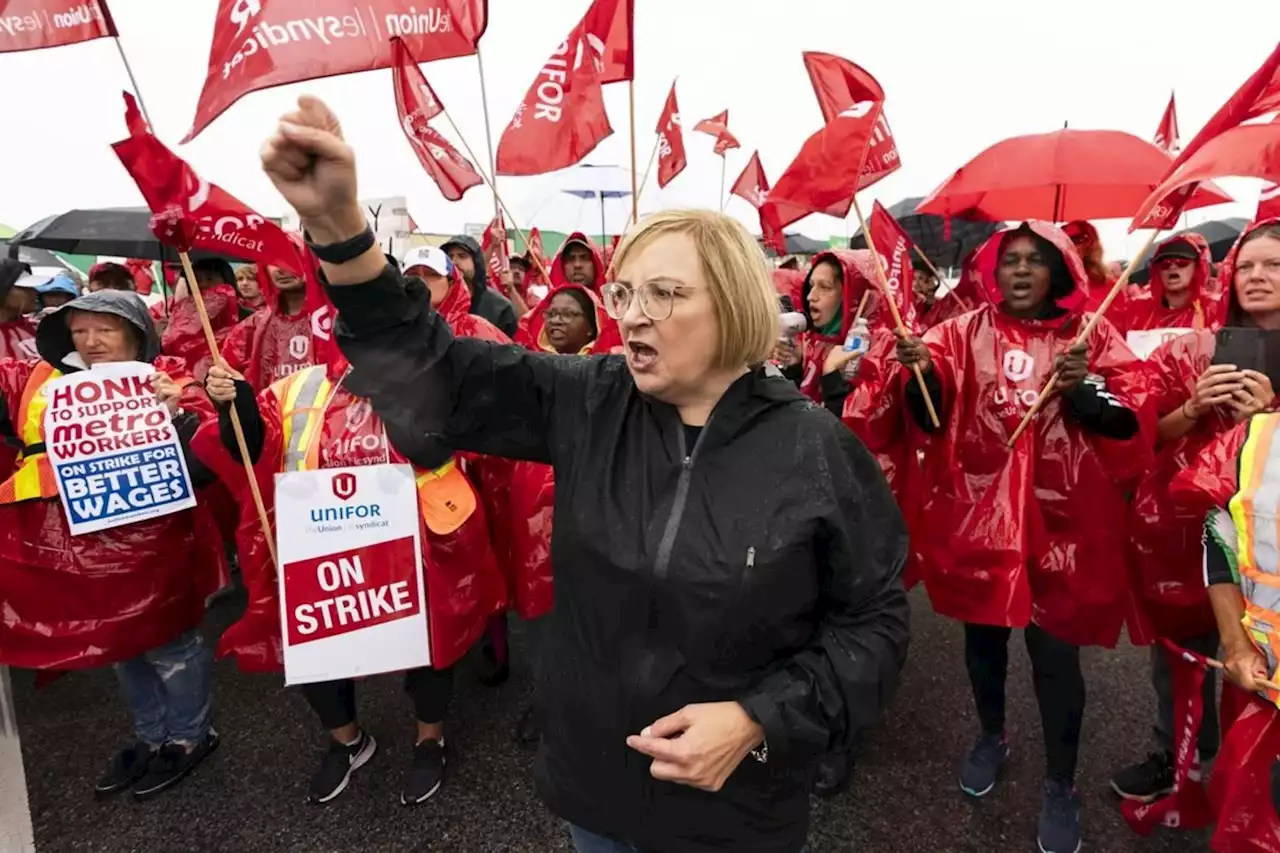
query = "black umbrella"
(0, 241, 80, 277)
(849, 196, 1003, 271)
(10, 207, 246, 263)
(756, 231, 829, 258)
(1129, 217, 1249, 285)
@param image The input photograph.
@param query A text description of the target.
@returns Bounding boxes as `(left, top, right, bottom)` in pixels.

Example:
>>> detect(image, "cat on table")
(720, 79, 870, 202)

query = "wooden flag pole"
(1005, 228, 1162, 446)
(113, 38, 156, 131)
(474, 49, 504, 230)
(719, 156, 727, 212)
(175, 251, 277, 569)
(628, 81, 640, 224)
(852, 198, 940, 428)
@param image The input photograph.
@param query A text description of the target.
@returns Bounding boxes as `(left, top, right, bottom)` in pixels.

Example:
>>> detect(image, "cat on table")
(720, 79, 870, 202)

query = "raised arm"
(260, 95, 611, 464)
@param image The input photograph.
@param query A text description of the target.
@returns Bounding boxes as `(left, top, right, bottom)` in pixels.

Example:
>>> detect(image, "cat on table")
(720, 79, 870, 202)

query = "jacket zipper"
(652, 419, 710, 581)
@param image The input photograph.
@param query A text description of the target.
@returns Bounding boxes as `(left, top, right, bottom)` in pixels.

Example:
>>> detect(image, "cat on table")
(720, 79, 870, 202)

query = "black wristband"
(307, 226, 376, 265)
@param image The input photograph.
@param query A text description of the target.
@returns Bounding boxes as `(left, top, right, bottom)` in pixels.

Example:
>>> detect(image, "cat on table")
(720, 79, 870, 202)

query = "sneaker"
(401, 738, 446, 806)
(308, 731, 377, 805)
(133, 730, 220, 802)
(515, 706, 541, 748)
(1110, 750, 1173, 802)
(1037, 779, 1082, 853)
(958, 731, 1010, 798)
(94, 741, 158, 798)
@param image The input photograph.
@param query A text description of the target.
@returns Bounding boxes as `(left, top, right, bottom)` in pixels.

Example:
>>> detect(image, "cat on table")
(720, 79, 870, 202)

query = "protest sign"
(43, 361, 196, 536)
(1127, 328, 1194, 360)
(274, 463, 428, 685)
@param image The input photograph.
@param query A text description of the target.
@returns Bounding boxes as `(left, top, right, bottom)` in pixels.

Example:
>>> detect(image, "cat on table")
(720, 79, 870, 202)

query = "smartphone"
(1213, 327, 1280, 382)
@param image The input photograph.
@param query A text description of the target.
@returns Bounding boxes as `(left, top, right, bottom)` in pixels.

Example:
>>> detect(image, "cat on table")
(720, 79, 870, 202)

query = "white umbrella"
(520, 164, 635, 241)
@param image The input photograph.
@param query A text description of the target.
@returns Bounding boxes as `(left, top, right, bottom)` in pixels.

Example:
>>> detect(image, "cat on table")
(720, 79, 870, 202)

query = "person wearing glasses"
(259, 95, 909, 853)
(1062, 220, 1125, 314)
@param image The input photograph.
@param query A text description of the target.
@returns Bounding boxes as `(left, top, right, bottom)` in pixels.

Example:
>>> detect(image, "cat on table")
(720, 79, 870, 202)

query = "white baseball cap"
(401, 246, 453, 278)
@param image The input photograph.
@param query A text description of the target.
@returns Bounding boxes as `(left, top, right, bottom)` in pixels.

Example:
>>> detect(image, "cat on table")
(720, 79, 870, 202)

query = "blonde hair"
(612, 209, 778, 369)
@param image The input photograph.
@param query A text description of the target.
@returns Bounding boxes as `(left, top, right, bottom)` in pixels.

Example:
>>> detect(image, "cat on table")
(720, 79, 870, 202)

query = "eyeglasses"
(601, 281, 676, 321)
(544, 309, 586, 322)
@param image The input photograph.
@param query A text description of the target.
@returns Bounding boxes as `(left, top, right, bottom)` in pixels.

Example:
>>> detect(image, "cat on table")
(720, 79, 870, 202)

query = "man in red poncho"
(0, 259, 39, 360)
(151, 257, 241, 383)
(220, 261, 315, 388)
(1116, 233, 1222, 347)
(0, 290, 224, 801)
(894, 221, 1151, 853)
(1112, 220, 1280, 805)
(197, 244, 507, 807)
(549, 232, 606, 293)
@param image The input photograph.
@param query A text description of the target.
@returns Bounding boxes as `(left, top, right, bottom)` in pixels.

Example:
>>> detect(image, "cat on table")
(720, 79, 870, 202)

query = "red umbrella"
(916, 129, 1233, 222)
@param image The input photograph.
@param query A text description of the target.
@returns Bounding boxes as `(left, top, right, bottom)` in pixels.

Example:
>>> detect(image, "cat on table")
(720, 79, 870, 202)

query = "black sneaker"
(308, 731, 377, 804)
(133, 730, 220, 802)
(94, 741, 158, 798)
(1110, 751, 1174, 802)
(401, 738, 446, 806)
(1037, 779, 1082, 853)
(515, 706, 541, 748)
(959, 731, 1010, 798)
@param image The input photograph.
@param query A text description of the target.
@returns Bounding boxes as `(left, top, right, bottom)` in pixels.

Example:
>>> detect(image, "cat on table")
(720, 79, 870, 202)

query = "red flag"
(714, 132, 741, 156)
(392, 37, 483, 202)
(526, 227, 548, 284)
(655, 81, 687, 188)
(1208, 684, 1280, 851)
(1121, 641, 1213, 836)
(1133, 43, 1280, 229)
(0, 0, 115, 53)
(482, 216, 508, 281)
(183, 0, 488, 143)
(695, 109, 739, 156)
(112, 92, 305, 274)
(730, 152, 785, 256)
(769, 56, 898, 223)
(1260, 181, 1280, 221)
(1154, 91, 1180, 154)
(866, 201, 918, 333)
(496, 0, 630, 176)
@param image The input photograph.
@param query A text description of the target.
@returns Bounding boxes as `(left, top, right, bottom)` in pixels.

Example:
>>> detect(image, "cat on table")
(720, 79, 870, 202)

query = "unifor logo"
(288, 334, 310, 360)
(1003, 349, 1034, 382)
(331, 471, 357, 501)
(573, 32, 606, 73)
(229, 0, 262, 38)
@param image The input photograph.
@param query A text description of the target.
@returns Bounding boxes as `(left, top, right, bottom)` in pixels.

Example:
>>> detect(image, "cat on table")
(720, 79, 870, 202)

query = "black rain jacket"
(440, 234, 518, 337)
(326, 264, 910, 853)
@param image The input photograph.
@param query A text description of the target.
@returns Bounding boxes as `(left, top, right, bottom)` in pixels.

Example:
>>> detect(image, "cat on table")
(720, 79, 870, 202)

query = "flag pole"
(628, 82, 640, 224)
(174, 250, 278, 569)
(474, 49, 504, 232)
(719, 156, 727, 211)
(852, 198, 940, 428)
(112, 38, 156, 132)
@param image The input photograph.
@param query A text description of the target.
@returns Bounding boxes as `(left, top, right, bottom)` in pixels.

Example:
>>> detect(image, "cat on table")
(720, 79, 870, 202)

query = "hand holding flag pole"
(1005, 229, 1161, 446)
(852, 198, 940, 428)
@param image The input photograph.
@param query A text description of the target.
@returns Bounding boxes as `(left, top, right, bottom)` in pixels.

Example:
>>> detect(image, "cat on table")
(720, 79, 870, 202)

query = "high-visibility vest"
(1228, 412, 1280, 707)
(0, 362, 61, 503)
(276, 366, 475, 535)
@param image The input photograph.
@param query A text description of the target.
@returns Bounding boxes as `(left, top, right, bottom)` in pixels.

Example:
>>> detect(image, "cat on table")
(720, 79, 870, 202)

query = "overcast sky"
(1, 0, 1274, 261)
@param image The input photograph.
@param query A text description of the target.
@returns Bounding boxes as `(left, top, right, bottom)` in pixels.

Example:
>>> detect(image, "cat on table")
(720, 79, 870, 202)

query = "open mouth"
(627, 340, 658, 371)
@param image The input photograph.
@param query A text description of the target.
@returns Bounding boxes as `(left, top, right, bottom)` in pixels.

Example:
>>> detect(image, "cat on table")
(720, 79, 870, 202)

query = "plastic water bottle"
(841, 317, 870, 378)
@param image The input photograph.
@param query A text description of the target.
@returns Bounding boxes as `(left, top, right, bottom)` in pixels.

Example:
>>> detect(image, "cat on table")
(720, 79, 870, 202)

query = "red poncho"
(1117, 233, 1222, 344)
(507, 284, 619, 619)
(220, 302, 314, 389)
(153, 283, 241, 383)
(0, 356, 225, 669)
(901, 222, 1153, 647)
(797, 249, 896, 403)
(0, 317, 36, 361)
(548, 232, 606, 292)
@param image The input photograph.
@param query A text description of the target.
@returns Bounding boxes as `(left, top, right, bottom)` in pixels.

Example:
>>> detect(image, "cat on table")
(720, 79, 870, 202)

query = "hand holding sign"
(153, 372, 183, 417)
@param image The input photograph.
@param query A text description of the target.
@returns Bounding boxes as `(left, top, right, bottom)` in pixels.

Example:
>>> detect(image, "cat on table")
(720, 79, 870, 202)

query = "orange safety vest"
(275, 366, 475, 535)
(1228, 412, 1280, 708)
(0, 364, 196, 505)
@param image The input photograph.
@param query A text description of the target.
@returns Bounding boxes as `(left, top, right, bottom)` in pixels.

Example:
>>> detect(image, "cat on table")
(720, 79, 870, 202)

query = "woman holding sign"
(199, 255, 508, 809)
(1113, 218, 1280, 804)
(0, 289, 224, 801)
(259, 95, 909, 853)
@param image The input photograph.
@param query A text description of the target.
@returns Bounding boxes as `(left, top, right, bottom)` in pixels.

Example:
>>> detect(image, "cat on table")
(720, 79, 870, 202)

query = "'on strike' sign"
(274, 463, 428, 685)
(43, 361, 197, 536)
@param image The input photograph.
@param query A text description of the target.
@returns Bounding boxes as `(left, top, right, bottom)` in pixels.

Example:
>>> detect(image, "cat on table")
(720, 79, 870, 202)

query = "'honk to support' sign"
(274, 463, 428, 684)
(43, 361, 196, 536)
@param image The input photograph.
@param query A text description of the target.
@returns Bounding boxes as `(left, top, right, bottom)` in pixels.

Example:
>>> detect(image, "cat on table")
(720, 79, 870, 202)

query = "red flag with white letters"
(695, 110, 740, 156)
(0, 0, 115, 54)
(655, 80, 686, 188)
(392, 37, 482, 202)
(1153, 92, 1180, 154)
(183, 0, 488, 143)
(729, 152, 785, 256)
(495, 0, 631, 175)
(525, 227, 549, 285)
(112, 92, 304, 274)
(1260, 181, 1280, 221)
(482, 216, 507, 280)
(867, 201, 918, 333)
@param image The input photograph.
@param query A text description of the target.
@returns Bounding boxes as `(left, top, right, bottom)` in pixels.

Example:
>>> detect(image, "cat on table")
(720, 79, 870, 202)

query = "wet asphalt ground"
(13, 586, 1212, 853)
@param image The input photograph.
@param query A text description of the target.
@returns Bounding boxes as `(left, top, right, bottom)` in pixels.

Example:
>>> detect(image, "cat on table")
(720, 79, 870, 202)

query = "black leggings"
(964, 623, 1085, 785)
(300, 665, 454, 731)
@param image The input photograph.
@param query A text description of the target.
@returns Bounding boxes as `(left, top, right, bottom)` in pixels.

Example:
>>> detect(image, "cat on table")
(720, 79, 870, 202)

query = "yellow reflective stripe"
(279, 366, 330, 473)
(415, 458, 457, 485)
(1231, 415, 1278, 579)
(22, 370, 58, 447)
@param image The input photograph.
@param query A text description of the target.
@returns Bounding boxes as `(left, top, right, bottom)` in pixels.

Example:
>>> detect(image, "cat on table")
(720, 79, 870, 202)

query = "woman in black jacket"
(259, 95, 910, 853)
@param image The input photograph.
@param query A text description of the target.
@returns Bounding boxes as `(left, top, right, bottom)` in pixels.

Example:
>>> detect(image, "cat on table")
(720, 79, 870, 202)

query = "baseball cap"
(1153, 239, 1199, 263)
(13, 270, 53, 290)
(401, 246, 453, 278)
(36, 274, 80, 298)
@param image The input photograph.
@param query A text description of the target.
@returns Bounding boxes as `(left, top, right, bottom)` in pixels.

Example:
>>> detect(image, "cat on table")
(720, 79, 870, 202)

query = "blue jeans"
(568, 824, 809, 853)
(113, 630, 213, 746)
